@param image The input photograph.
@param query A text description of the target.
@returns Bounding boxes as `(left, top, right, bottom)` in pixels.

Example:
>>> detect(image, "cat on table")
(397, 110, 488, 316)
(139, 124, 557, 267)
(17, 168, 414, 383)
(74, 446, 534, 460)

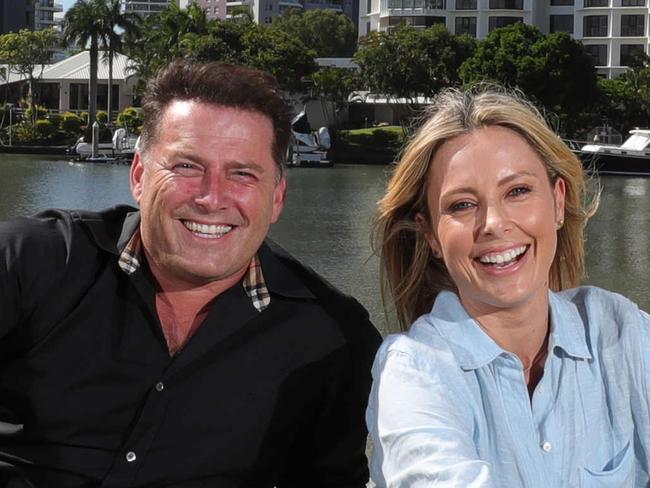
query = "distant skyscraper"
(0, 0, 64, 34)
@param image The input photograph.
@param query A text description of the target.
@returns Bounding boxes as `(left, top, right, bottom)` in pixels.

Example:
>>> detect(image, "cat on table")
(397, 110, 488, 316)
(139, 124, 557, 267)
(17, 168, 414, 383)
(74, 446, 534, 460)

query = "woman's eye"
(449, 201, 475, 212)
(508, 186, 531, 197)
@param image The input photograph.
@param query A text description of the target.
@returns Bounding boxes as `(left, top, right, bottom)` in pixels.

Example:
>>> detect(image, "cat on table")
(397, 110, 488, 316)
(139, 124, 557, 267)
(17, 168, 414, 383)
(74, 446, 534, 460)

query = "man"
(0, 61, 381, 487)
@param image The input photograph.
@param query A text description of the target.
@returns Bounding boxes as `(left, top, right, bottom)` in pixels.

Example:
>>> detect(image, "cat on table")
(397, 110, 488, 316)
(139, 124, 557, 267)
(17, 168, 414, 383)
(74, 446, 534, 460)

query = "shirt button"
(126, 451, 137, 462)
(155, 381, 165, 392)
(542, 442, 552, 453)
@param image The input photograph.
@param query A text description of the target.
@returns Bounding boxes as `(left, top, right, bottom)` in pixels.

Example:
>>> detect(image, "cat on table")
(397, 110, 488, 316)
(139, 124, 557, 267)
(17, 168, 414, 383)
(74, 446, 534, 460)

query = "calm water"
(1, 154, 649, 334)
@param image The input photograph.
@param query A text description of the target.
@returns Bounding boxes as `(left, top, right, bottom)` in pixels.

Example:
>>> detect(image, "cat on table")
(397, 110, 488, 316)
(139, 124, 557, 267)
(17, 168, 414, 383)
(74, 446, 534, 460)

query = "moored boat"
(580, 129, 650, 177)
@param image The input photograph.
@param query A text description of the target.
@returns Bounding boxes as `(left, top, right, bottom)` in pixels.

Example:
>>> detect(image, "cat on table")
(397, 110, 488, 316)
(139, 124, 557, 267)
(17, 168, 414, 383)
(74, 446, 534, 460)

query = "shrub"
(13, 123, 33, 143)
(96, 110, 108, 124)
(116, 107, 142, 131)
(24, 104, 47, 121)
(47, 113, 63, 130)
(34, 119, 55, 139)
(61, 112, 83, 134)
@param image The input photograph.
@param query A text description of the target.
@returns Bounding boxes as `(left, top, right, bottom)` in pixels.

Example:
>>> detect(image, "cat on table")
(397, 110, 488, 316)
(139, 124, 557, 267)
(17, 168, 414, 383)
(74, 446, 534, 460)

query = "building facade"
(0, 0, 62, 34)
(123, 0, 177, 18)
(359, 0, 650, 77)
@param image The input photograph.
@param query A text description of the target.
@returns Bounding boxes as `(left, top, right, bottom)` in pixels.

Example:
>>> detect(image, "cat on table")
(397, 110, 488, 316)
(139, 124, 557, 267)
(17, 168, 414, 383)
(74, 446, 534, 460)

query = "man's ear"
(415, 212, 442, 259)
(130, 151, 144, 204)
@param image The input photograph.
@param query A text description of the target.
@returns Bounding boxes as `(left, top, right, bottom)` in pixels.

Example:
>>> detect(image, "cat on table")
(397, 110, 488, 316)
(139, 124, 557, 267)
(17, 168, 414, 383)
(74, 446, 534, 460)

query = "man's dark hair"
(140, 60, 291, 176)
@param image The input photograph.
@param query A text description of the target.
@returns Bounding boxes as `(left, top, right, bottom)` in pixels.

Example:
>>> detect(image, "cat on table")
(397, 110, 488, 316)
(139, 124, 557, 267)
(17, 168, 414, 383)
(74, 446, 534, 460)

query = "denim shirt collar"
(420, 290, 591, 371)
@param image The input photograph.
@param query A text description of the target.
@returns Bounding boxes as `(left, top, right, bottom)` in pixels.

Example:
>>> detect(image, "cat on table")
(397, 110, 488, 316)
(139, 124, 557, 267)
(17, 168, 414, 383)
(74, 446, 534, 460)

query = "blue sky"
(61, 0, 75, 14)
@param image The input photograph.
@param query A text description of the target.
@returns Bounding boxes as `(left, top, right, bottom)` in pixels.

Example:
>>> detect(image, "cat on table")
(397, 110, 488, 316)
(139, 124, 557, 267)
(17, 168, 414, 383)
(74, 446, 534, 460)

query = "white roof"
(348, 90, 433, 105)
(2, 51, 134, 85)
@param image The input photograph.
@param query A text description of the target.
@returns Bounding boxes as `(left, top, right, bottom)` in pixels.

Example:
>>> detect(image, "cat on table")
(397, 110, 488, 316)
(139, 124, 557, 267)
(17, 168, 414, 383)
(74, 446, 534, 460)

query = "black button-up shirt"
(0, 206, 381, 487)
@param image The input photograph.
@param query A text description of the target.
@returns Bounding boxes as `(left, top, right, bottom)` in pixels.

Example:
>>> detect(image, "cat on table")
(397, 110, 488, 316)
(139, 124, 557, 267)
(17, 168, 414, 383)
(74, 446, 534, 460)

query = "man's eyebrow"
(226, 161, 266, 173)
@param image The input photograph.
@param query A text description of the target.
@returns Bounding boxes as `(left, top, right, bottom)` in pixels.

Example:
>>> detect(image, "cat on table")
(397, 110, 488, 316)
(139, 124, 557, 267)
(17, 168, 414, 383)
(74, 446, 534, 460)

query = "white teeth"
(479, 246, 527, 265)
(183, 221, 233, 238)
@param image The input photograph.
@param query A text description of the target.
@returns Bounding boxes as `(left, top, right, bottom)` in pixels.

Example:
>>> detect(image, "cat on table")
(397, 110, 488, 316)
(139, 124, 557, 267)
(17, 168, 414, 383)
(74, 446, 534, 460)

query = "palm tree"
(98, 0, 140, 124)
(62, 0, 105, 131)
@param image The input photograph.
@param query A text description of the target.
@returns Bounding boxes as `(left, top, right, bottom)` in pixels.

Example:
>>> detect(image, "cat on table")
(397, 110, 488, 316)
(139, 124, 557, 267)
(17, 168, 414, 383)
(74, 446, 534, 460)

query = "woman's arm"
(367, 346, 494, 488)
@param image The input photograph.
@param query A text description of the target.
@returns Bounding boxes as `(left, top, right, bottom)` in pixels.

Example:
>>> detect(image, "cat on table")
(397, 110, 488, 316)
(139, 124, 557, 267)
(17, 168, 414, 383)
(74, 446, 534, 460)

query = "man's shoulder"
(260, 239, 381, 347)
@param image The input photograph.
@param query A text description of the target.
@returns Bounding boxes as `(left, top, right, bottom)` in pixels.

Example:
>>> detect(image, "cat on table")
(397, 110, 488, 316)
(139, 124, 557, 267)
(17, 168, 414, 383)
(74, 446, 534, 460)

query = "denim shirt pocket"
(580, 440, 634, 487)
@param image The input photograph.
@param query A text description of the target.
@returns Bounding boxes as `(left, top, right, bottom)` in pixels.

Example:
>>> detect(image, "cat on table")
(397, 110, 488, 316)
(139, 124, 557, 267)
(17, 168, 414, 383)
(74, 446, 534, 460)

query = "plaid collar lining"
(118, 229, 270, 312)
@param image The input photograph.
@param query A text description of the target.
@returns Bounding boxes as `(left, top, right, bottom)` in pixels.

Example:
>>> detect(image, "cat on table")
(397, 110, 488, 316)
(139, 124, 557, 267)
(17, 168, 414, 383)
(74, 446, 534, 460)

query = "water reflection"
(0, 154, 648, 335)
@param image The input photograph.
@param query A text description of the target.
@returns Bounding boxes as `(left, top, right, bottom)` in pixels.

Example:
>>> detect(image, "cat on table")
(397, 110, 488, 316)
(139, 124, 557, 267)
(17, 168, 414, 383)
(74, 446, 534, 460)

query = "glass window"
(69, 83, 88, 111)
(367, 0, 371, 13)
(584, 43, 607, 66)
(584, 0, 607, 6)
(425, 0, 445, 7)
(620, 44, 645, 65)
(456, 0, 476, 8)
(583, 15, 608, 36)
(550, 0, 573, 4)
(488, 16, 522, 31)
(550, 14, 573, 33)
(489, 0, 522, 8)
(621, 0, 645, 5)
(455, 16, 477, 36)
(620, 15, 645, 36)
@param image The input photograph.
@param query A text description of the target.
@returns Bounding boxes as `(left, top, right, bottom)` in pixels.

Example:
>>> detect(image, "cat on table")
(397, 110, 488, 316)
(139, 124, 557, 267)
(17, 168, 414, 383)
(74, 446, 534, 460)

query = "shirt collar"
(420, 289, 591, 371)
(118, 226, 273, 312)
(548, 290, 592, 360)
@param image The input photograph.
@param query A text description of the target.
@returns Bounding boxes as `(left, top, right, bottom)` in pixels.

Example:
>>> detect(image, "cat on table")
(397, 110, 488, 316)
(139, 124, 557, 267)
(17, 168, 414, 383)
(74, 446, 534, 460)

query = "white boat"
(580, 129, 650, 176)
(72, 128, 138, 163)
(287, 110, 332, 168)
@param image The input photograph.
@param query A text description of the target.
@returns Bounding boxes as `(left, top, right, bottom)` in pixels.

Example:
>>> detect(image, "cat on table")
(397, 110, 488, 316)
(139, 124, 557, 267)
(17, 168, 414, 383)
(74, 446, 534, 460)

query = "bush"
(61, 112, 83, 134)
(34, 119, 55, 139)
(116, 107, 142, 131)
(96, 110, 108, 123)
(80, 112, 88, 124)
(47, 113, 62, 130)
(13, 123, 33, 143)
(24, 104, 47, 121)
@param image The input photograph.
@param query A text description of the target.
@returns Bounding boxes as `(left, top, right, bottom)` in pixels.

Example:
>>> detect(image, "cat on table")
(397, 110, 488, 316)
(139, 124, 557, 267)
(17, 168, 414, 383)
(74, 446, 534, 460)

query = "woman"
(367, 87, 650, 487)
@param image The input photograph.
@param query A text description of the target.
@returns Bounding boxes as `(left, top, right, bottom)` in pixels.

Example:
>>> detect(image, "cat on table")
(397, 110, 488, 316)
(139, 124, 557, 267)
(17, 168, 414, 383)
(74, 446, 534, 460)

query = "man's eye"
(173, 162, 201, 174)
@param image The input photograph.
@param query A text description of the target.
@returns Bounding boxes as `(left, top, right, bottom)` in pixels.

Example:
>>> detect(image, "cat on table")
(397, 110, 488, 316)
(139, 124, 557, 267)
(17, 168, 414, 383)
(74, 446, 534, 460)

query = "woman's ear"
(553, 176, 566, 225)
(416, 212, 442, 259)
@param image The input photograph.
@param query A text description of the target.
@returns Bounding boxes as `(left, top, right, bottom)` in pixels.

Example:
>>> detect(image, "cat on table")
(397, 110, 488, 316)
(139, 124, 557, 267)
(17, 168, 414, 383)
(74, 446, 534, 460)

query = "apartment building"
(359, 0, 650, 77)
(0, 0, 62, 34)
(223, 0, 352, 27)
(123, 0, 177, 18)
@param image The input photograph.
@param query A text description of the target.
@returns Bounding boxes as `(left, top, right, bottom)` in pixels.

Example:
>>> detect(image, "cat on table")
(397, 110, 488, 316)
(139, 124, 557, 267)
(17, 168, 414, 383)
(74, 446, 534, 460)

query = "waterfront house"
(0, 51, 139, 116)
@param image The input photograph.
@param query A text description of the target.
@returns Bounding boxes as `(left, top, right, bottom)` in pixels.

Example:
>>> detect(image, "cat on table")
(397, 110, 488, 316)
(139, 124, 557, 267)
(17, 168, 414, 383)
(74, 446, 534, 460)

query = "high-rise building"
(0, 0, 62, 34)
(359, 0, 650, 77)
(123, 0, 177, 18)
(182, 0, 228, 20)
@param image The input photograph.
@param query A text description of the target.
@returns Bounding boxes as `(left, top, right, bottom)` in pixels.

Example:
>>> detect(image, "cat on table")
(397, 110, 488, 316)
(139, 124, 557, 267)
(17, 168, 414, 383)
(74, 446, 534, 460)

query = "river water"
(1, 154, 649, 334)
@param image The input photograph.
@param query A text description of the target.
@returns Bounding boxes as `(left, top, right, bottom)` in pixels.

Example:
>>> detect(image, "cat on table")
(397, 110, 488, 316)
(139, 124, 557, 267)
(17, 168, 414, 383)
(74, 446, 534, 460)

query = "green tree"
(355, 24, 475, 128)
(98, 0, 140, 123)
(460, 23, 598, 135)
(271, 9, 356, 58)
(310, 67, 360, 128)
(63, 0, 107, 130)
(0, 28, 56, 128)
(242, 26, 318, 92)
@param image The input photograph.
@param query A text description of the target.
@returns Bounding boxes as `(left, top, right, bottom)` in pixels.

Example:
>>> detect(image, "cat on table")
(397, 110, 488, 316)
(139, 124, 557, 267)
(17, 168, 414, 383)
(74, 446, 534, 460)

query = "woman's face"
(420, 126, 565, 317)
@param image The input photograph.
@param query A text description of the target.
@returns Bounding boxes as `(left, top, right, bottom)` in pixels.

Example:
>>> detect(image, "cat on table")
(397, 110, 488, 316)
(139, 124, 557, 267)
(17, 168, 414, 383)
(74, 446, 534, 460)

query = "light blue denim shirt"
(367, 287, 650, 487)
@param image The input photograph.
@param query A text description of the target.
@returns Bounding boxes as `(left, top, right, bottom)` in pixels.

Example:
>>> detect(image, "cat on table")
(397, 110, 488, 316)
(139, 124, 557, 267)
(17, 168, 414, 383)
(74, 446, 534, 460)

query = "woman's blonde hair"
(373, 86, 598, 331)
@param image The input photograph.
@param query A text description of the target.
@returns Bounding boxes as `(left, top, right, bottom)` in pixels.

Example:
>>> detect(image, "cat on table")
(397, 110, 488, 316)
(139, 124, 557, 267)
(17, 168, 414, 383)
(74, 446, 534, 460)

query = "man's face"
(130, 100, 286, 291)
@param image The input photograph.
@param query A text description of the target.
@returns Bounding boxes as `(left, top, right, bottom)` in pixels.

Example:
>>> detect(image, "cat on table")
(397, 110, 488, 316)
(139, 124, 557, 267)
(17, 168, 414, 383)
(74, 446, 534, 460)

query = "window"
(583, 15, 608, 36)
(69, 83, 89, 110)
(367, 0, 371, 13)
(387, 15, 444, 26)
(456, 0, 476, 8)
(621, 15, 644, 36)
(584, 0, 607, 6)
(550, 0, 573, 4)
(621, 0, 645, 5)
(455, 16, 477, 36)
(550, 14, 573, 33)
(366, 21, 371, 33)
(584, 44, 607, 66)
(488, 16, 522, 31)
(489, 0, 522, 8)
(388, 0, 445, 8)
(620, 44, 645, 65)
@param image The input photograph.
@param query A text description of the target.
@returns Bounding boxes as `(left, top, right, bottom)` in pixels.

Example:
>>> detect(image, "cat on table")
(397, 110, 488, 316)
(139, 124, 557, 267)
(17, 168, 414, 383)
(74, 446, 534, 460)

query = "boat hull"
(580, 152, 650, 177)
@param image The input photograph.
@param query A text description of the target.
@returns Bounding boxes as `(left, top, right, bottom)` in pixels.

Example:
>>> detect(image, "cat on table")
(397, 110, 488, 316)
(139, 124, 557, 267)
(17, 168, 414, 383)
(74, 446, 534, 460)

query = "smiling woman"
(367, 87, 650, 488)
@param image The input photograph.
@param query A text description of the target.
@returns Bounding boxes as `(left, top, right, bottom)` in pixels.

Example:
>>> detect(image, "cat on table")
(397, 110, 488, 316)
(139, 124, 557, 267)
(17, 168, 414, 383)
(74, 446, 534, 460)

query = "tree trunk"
(108, 49, 113, 124)
(88, 38, 98, 130)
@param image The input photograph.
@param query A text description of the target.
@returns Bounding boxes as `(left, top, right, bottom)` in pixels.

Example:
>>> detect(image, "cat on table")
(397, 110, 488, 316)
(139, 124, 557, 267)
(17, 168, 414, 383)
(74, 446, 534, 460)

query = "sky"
(61, 0, 75, 14)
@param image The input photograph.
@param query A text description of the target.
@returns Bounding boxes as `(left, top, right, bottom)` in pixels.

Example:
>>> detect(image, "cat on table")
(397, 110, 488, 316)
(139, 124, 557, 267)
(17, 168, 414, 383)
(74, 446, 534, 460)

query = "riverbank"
(0, 144, 69, 155)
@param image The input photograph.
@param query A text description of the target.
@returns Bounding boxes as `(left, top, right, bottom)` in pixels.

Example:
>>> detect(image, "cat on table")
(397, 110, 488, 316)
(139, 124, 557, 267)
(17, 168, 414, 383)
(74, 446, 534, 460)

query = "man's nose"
(194, 171, 231, 211)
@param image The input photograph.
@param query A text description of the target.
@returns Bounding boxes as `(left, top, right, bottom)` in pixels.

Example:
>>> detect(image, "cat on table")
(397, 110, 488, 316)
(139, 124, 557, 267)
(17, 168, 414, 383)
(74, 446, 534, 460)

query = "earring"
(557, 219, 564, 229)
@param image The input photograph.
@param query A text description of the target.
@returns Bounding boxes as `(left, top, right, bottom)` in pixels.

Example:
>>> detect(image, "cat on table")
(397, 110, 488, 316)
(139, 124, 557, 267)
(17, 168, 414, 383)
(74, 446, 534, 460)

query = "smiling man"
(0, 61, 381, 487)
